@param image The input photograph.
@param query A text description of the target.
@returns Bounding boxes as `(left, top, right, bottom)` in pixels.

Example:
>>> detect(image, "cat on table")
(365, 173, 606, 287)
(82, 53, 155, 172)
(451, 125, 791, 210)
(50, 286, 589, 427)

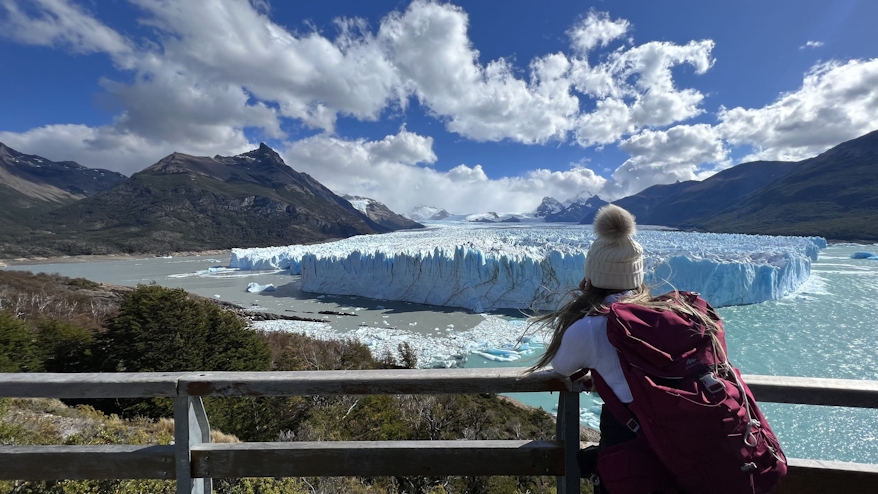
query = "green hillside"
(691, 130, 878, 240)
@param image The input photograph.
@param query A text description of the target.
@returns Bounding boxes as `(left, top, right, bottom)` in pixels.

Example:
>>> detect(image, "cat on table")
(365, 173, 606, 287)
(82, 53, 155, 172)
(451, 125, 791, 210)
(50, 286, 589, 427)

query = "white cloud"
(118, 0, 401, 134)
(569, 29, 716, 146)
(282, 129, 606, 213)
(0, 124, 252, 176)
(605, 124, 728, 198)
(568, 10, 630, 54)
(2, 1, 877, 213)
(2, 1, 715, 149)
(718, 59, 878, 161)
(800, 40, 825, 50)
(378, 1, 581, 144)
(0, 0, 133, 59)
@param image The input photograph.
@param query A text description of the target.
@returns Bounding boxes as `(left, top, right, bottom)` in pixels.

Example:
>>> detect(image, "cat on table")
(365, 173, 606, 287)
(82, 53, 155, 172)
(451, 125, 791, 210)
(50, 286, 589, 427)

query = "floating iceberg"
(245, 282, 276, 293)
(231, 224, 824, 310)
(851, 251, 877, 260)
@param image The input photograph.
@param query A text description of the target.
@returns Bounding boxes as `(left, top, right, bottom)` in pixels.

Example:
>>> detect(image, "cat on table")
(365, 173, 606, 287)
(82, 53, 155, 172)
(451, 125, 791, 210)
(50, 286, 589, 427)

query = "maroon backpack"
(583, 291, 787, 494)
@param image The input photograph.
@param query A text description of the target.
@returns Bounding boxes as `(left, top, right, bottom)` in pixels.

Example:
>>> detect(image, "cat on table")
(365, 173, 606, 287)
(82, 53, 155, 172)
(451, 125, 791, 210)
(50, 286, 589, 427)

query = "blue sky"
(1, 0, 877, 214)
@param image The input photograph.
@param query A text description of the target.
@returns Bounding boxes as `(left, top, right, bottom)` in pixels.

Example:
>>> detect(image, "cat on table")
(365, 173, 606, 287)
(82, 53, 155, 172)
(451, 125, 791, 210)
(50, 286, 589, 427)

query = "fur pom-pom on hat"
(585, 204, 644, 290)
(593, 204, 636, 241)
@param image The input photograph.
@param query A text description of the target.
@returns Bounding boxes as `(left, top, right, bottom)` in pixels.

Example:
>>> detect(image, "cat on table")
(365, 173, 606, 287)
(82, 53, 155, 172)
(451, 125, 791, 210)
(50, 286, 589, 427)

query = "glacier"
(230, 224, 825, 311)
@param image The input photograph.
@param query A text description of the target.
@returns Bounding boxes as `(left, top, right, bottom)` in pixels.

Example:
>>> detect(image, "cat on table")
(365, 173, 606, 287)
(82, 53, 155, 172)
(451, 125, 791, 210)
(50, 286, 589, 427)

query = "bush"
(0, 311, 40, 372)
(36, 319, 95, 373)
(92, 285, 271, 418)
(98, 284, 270, 374)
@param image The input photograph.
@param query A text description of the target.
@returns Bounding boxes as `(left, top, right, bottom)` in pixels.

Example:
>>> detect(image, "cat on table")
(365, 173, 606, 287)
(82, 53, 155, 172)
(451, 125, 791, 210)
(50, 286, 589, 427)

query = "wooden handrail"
(3, 370, 878, 406)
(1, 369, 877, 494)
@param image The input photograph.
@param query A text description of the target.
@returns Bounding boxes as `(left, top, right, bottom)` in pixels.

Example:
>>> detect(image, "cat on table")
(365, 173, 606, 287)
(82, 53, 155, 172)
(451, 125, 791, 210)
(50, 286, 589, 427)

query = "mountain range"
(0, 143, 420, 258)
(409, 128, 878, 240)
(4, 128, 877, 257)
(407, 205, 452, 221)
(0, 142, 126, 218)
(539, 195, 608, 222)
(342, 195, 422, 230)
(581, 129, 878, 241)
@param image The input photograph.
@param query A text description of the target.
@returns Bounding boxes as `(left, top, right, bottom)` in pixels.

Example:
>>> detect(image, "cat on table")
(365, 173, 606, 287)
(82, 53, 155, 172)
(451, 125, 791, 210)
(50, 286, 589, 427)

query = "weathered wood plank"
(774, 458, 878, 494)
(743, 374, 878, 409)
(180, 368, 569, 396)
(0, 445, 175, 480)
(1, 371, 877, 411)
(175, 397, 211, 494)
(190, 440, 565, 478)
(556, 391, 580, 494)
(0, 372, 184, 398)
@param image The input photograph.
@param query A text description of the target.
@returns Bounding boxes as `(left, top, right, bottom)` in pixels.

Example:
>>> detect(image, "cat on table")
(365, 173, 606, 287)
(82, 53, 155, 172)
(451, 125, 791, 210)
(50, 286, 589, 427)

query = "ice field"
(231, 223, 825, 311)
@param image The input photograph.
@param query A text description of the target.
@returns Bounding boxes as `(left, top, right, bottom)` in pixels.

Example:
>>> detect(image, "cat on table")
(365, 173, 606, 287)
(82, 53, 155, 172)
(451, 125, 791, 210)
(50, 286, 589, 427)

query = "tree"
(0, 311, 40, 372)
(94, 285, 271, 417)
(36, 318, 94, 373)
(99, 285, 270, 373)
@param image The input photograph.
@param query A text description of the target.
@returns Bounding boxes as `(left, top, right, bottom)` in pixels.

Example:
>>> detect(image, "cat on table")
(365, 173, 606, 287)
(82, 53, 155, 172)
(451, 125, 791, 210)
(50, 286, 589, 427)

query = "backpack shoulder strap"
(589, 369, 643, 436)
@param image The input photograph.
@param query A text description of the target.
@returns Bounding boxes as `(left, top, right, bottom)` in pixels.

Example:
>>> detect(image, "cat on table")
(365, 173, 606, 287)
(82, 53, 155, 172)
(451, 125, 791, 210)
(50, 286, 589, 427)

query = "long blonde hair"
(525, 279, 725, 373)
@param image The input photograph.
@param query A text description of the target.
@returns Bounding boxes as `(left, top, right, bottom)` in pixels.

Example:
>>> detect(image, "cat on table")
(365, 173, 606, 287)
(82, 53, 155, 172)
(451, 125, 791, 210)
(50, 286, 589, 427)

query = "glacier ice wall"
(231, 224, 825, 310)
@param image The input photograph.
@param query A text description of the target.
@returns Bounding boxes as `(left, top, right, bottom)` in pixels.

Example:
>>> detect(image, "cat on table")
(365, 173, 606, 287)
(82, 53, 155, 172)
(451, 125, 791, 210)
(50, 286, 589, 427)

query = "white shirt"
(550, 293, 634, 403)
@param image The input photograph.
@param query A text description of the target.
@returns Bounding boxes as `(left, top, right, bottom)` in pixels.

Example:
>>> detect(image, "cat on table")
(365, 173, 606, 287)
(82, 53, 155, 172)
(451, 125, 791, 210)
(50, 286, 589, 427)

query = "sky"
(1, 0, 877, 215)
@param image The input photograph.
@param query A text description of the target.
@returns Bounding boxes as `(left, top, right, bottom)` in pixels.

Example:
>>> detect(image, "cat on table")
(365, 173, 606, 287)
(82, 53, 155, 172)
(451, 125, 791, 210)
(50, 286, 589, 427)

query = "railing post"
(175, 397, 212, 494)
(555, 391, 581, 494)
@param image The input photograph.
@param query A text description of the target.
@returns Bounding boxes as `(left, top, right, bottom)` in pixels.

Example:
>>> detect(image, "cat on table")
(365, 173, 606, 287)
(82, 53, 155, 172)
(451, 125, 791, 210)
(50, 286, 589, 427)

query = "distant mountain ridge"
(691, 130, 878, 240)
(342, 195, 423, 231)
(407, 205, 451, 221)
(533, 197, 564, 217)
(579, 181, 697, 225)
(0, 142, 125, 214)
(0, 143, 417, 257)
(545, 195, 608, 222)
(589, 129, 878, 240)
(0, 142, 128, 256)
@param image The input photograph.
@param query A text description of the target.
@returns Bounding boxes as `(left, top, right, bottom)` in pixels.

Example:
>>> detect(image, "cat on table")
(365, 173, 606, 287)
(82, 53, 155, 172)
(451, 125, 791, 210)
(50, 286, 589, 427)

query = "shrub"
(98, 284, 270, 374)
(92, 285, 271, 418)
(36, 319, 95, 373)
(0, 311, 40, 372)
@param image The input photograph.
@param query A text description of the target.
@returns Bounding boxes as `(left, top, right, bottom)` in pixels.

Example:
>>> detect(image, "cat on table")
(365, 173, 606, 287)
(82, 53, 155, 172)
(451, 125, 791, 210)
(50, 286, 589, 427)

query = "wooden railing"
(1, 369, 878, 494)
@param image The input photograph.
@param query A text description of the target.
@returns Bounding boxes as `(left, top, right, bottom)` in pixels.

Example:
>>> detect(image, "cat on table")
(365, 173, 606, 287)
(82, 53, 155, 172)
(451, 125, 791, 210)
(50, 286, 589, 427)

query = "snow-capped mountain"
(407, 205, 451, 221)
(342, 195, 423, 230)
(533, 197, 565, 217)
(545, 195, 608, 222)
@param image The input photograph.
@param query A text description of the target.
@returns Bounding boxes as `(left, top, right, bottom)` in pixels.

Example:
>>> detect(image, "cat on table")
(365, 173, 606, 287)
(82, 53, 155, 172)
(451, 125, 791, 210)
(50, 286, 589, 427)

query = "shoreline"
(0, 249, 231, 267)
(0, 236, 356, 268)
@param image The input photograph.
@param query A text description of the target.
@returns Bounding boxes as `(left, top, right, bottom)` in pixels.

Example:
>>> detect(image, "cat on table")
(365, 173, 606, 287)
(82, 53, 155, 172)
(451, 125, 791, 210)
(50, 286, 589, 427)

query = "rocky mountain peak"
(545, 194, 608, 223)
(534, 197, 564, 217)
(241, 142, 283, 162)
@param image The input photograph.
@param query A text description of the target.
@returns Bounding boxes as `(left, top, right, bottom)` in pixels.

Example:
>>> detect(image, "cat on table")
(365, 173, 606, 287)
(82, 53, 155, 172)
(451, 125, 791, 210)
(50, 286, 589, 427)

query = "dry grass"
(154, 417, 241, 443)
(1, 398, 240, 446)
(0, 270, 124, 328)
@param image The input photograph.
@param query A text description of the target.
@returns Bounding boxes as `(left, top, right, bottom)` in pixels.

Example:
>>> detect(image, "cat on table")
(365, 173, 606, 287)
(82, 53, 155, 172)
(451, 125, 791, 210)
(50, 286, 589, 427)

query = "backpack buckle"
(626, 418, 640, 433)
(700, 372, 725, 394)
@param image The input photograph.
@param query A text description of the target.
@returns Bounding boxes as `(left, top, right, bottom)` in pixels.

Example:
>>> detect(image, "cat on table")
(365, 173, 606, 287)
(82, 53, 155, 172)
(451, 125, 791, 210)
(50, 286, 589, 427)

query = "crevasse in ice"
(230, 224, 825, 310)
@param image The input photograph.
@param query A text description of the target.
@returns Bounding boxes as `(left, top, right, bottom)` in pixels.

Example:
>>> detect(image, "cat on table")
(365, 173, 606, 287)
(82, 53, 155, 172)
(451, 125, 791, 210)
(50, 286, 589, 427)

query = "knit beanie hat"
(585, 204, 644, 290)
